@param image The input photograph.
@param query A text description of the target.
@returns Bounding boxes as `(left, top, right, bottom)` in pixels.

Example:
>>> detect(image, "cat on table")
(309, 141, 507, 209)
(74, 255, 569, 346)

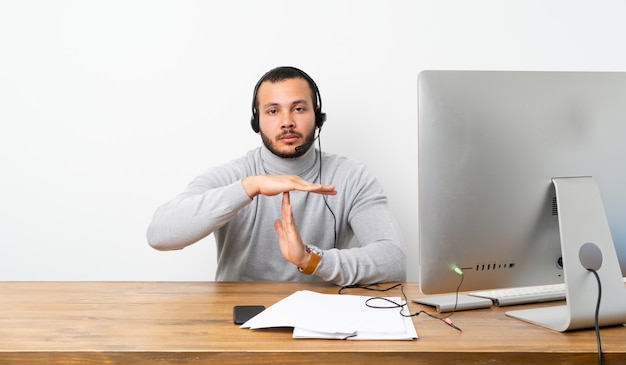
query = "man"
(147, 66, 406, 286)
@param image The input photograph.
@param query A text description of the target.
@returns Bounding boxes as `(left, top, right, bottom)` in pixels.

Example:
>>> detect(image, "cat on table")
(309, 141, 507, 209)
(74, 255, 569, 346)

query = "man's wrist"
(298, 245, 323, 275)
(241, 176, 258, 199)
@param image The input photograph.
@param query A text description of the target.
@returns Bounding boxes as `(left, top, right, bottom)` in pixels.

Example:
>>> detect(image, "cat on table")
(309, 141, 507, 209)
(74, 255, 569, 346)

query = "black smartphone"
(233, 305, 265, 324)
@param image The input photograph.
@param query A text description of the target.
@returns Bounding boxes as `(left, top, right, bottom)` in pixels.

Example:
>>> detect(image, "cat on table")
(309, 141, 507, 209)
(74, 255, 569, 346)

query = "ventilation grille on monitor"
(473, 262, 516, 271)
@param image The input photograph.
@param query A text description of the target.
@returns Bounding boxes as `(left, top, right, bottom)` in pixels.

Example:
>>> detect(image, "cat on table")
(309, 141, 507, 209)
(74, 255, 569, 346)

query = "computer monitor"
(417, 70, 626, 331)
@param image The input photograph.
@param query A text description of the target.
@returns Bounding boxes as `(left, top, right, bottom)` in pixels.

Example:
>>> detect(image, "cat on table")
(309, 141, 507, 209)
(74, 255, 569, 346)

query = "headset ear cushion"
(251, 115, 259, 133)
(317, 112, 327, 128)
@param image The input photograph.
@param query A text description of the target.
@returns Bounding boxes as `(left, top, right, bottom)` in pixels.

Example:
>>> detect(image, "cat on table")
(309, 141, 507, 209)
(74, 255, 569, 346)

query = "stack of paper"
(240, 290, 418, 340)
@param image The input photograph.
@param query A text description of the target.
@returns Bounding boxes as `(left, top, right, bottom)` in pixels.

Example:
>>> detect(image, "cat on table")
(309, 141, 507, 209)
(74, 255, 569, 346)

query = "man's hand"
(242, 175, 336, 199)
(273, 191, 311, 269)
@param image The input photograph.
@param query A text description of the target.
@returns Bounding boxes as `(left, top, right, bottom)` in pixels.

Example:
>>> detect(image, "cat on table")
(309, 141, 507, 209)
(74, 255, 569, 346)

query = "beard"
(261, 128, 316, 158)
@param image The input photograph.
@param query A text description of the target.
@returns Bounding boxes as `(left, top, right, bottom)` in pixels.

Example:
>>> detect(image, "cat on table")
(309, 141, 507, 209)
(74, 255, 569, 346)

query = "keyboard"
(469, 277, 626, 307)
(468, 283, 567, 307)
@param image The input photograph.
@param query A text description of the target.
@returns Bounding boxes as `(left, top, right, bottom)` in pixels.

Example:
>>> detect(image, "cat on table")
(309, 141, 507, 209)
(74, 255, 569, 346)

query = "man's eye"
(267, 109, 278, 115)
(294, 107, 306, 113)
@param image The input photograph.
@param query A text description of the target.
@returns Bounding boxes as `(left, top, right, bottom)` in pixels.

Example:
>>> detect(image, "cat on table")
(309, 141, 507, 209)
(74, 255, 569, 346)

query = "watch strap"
(298, 246, 322, 275)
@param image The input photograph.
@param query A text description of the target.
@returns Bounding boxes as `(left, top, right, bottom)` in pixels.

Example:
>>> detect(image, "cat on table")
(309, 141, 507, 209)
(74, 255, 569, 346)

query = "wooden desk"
(1, 281, 625, 364)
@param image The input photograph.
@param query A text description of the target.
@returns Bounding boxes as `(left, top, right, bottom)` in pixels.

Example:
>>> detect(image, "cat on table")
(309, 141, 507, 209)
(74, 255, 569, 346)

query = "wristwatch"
(298, 245, 323, 275)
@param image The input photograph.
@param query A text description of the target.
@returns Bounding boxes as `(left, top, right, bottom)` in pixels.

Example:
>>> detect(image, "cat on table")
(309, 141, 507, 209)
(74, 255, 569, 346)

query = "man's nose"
(280, 112, 295, 128)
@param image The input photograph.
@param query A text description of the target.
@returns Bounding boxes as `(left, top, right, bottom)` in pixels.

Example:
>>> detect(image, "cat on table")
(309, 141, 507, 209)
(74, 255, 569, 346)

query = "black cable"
(339, 279, 464, 332)
(338, 283, 402, 295)
(316, 132, 338, 248)
(588, 269, 603, 365)
(450, 271, 465, 314)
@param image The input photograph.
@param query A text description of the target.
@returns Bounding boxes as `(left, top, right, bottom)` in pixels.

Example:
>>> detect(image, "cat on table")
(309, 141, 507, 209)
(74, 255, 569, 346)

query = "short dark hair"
(251, 66, 320, 114)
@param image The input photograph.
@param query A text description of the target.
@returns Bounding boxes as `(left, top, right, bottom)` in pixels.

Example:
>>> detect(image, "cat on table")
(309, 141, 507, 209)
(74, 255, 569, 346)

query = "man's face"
(256, 77, 317, 158)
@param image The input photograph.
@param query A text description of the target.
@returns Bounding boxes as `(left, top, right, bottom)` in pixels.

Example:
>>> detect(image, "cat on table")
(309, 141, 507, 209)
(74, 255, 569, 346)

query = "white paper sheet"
(240, 290, 418, 340)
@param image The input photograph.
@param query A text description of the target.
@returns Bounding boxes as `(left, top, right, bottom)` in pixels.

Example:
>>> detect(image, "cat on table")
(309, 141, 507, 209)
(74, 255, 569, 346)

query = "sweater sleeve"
(146, 168, 252, 251)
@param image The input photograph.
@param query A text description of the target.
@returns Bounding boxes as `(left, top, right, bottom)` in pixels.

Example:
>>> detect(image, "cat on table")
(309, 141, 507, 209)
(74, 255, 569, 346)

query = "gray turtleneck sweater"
(146, 145, 406, 286)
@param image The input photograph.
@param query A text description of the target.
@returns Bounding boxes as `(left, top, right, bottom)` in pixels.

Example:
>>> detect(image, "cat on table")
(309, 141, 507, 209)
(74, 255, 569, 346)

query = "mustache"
(277, 129, 302, 139)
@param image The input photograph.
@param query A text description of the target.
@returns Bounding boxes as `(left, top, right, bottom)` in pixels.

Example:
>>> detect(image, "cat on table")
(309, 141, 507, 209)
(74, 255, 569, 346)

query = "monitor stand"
(506, 177, 626, 331)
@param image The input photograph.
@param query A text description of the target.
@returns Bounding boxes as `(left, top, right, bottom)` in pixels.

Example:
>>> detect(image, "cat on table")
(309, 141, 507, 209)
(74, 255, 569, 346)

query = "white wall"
(1, 0, 625, 281)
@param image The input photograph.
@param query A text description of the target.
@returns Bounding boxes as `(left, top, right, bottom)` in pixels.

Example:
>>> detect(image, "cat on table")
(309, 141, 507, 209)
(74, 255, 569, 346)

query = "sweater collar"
(260, 143, 318, 176)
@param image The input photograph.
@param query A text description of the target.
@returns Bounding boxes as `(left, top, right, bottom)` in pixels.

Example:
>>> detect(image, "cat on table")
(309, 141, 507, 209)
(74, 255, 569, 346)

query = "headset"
(250, 66, 327, 133)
